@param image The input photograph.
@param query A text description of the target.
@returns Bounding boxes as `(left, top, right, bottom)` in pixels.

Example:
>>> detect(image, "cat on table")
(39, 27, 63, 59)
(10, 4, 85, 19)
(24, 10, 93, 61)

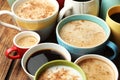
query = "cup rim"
(34, 60, 87, 80)
(11, 0, 59, 22)
(13, 31, 40, 49)
(73, 0, 94, 3)
(56, 14, 110, 49)
(107, 5, 120, 25)
(74, 54, 119, 80)
(21, 43, 71, 79)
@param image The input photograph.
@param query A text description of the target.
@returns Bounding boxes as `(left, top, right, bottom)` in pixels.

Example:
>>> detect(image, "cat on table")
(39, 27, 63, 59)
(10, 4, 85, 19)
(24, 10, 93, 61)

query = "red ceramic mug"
(5, 31, 40, 59)
(57, 0, 65, 10)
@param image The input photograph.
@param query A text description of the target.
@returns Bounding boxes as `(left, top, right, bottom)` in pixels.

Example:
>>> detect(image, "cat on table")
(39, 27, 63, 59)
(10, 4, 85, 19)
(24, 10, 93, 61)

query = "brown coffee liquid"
(110, 13, 120, 23)
(26, 49, 65, 75)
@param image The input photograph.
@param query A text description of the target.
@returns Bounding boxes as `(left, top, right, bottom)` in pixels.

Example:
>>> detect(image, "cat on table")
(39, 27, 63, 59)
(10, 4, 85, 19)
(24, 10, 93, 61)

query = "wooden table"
(0, 0, 120, 80)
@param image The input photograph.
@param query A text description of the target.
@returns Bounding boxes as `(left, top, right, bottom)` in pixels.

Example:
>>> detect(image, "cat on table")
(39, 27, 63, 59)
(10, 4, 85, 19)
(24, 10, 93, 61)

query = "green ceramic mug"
(34, 60, 86, 80)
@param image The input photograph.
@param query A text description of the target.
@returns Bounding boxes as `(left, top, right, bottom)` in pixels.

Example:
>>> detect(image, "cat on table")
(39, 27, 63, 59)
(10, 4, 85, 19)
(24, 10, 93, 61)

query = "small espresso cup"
(74, 54, 119, 80)
(21, 43, 71, 80)
(0, 0, 59, 41)
(106, 5, 120, 52)
(5, 31, 40, 59)
(56, 14, 118, 60)
(58, 0, 99, 21)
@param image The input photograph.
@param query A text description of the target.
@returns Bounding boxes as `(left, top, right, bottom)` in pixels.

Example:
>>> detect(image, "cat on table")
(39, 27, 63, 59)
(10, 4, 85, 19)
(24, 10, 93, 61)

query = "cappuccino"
(15, 0, 56, 20)
(59, 20, 106, 47)
(38, 65, 82, 80)
(78, 58, 115, 80)
(16, 36, 38, 47)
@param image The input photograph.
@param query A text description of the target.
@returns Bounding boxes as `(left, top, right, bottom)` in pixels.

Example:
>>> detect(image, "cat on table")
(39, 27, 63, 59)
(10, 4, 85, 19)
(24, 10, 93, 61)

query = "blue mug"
(56, 14, 118, 60)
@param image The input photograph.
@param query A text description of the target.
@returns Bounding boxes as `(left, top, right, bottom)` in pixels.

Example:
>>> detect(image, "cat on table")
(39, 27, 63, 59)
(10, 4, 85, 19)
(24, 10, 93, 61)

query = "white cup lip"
(21, 42, 71, 79)
(11, 0, 59, 22)
(74, 54, 119, 80)
(13, 31, 40, 49)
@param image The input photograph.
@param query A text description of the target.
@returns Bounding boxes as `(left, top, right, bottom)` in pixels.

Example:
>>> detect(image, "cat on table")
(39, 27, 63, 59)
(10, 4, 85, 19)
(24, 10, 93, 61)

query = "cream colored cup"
(74, 54, 119, 80)
(58, 0, 99, 21)
(0, 0, 59, 41)
(106, 5, 120, 52)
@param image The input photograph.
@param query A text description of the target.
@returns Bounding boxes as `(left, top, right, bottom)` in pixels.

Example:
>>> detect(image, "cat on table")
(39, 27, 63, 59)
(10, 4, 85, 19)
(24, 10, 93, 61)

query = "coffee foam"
(16, 36, 37, 47)
(78, 58, 115, 80)
(59, 20, 106, 48)
(15, 0, 56, 20)
(38, 65, 82, 80)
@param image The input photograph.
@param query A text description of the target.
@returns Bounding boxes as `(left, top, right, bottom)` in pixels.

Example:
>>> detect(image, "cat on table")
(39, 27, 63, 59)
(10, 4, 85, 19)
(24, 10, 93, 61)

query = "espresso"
(26, 49, 65, 75)
(59, 20, 106, 47)
(16, 36, 38, 47)
(38, 65, 82, 80)
(110, 13, 120, 23)
(78, 58, 115, 80)
(15, 0, 56, 20)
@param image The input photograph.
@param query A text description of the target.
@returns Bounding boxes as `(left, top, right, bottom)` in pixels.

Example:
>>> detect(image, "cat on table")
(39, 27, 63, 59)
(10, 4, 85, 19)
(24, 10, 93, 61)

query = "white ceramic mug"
(74, 54, 119, 80)
(58, 0, 99, 21)
(21, 43, 71, 80)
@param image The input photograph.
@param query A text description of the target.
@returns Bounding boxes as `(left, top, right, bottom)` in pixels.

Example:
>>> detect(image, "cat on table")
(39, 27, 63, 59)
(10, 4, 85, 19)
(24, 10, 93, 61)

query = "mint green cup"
(34, 60, 86, 80)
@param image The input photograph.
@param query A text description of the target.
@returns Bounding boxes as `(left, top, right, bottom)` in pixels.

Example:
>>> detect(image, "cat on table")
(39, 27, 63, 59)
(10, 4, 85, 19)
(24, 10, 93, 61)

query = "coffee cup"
(56, 14, 118, 60)
(34, 60, 86, 80)
(58, 0, 99, 21)
(106, 5, 120, 52)
(0, 0, 59, 41)
(21, 43, 71, 80)
(100, 0, 120, 20)
(5, 31, 40, 59)
(74, 54, 119, 80)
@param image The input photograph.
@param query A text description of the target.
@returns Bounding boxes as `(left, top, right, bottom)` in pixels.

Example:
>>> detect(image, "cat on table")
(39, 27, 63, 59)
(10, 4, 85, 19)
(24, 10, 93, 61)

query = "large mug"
(0, 0, 59, 41)
(58, 0, 99, 21)
(56, 14, 118, 60)
(106, 5, 120, 52)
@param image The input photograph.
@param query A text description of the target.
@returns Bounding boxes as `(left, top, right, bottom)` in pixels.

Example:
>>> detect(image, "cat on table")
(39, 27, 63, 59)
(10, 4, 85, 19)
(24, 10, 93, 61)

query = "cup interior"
(11, 0, 59, 21)
(34, 60, 86, 80)
(74, 54, 119, 80)
(56, 14, 110, 48)
(13, 31, 40, 48)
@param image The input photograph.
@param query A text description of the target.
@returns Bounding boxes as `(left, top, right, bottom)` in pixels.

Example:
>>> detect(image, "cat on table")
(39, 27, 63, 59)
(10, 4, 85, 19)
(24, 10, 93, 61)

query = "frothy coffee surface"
(78, 58, 114, 80)
(15, 0, 56, 20)
(38, 65, 82, 80)
(59, 20, 106, 47)
(16, 36, 38, 47)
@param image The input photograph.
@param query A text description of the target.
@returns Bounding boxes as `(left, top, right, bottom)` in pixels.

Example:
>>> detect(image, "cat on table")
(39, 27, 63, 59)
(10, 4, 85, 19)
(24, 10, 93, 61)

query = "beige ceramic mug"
(106, 5, 120, 52)
(0, 0, 59, 41)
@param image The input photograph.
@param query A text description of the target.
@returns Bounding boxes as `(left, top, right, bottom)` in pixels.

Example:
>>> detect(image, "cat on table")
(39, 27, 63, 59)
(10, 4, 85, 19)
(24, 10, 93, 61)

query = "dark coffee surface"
(110, 13, 120, 23)
(26, 49, 65, 75)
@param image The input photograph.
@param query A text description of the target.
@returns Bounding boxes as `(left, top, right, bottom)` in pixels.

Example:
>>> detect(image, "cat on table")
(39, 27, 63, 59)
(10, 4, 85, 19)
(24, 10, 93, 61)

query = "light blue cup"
(56, 14, 118, 60)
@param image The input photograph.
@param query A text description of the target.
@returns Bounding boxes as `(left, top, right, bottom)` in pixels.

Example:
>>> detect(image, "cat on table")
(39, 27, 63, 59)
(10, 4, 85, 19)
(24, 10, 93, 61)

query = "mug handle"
(5, 46, 21, 59)
(106, 41, 118, 60)
(58, 0, 72, 21)
(0, 10, 22, 31)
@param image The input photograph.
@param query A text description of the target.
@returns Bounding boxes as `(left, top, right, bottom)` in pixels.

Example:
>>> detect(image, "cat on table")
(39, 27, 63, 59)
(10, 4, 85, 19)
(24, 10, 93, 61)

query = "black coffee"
(26, 49, 65, 75)
(110, 13, 120, 23)
(74, 0, 90, 2)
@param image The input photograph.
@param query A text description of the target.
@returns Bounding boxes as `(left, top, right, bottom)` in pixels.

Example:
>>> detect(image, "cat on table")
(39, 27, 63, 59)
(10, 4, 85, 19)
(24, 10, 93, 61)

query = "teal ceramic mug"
(56, 14, 118, 60)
